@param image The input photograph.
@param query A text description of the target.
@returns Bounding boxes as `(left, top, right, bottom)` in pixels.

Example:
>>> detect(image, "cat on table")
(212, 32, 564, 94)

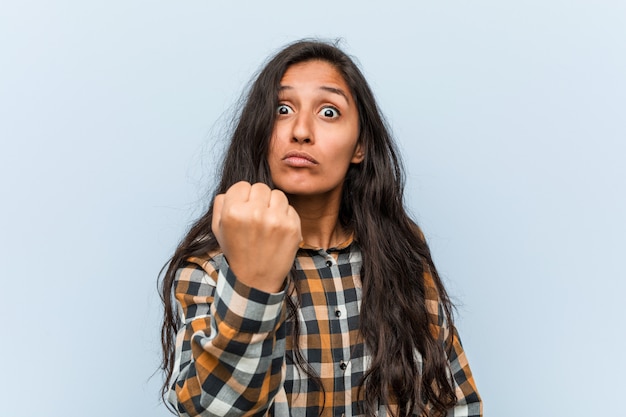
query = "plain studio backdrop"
(1, 1, 624, 416)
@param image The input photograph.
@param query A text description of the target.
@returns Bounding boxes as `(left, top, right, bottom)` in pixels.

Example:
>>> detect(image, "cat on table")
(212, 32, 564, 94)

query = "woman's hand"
(212, 181, 302, 293)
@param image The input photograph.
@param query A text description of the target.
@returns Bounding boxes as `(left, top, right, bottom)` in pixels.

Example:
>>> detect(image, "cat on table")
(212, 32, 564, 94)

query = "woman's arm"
(424, 271, 483, 417)
(445, 327, 482, 417)
(168, 255, 287, 416)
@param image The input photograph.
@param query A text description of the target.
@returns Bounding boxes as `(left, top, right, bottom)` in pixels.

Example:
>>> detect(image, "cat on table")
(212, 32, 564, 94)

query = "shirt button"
(335, 309, 341, 317)
(326, 260, 333, 267)
(339, 360, 347, 370)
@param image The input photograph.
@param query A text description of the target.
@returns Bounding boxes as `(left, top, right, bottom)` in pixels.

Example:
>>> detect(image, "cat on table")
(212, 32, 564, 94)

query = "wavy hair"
(159, 39, 457, 417)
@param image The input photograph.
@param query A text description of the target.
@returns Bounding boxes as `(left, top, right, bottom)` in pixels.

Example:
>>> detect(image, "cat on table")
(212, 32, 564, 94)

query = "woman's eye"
(319, 106, 340, 118)
(277, 104, 293, 115)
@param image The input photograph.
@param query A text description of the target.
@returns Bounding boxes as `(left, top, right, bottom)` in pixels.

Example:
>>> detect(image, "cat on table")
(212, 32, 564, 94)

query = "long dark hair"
(159, 39, 457, 417)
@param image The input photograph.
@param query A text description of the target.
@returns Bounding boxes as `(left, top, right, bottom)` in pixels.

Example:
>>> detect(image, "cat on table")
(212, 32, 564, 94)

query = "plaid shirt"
(168, 238, 482, 417)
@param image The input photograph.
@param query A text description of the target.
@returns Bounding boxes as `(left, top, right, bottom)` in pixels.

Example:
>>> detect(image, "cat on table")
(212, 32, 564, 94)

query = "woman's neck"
(287, 191, 348, 250)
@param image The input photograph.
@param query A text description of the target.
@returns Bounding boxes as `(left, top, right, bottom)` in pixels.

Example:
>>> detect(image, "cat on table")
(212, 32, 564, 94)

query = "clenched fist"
(212, 181, 302, 293)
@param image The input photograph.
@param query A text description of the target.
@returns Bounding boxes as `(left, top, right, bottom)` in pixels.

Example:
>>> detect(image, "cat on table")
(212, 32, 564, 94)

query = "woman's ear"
(351, 143, 365, 164)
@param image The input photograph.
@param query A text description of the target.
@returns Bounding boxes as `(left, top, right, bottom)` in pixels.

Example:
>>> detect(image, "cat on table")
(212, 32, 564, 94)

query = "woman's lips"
(282, 151, 318, 167)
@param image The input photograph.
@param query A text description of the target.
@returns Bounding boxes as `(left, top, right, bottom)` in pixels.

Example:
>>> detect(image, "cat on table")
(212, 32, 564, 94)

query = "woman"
(159, 39, 482, 417)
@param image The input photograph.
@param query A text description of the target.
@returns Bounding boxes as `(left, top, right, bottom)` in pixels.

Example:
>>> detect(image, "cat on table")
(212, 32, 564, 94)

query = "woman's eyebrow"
(319, 86, 349, 103)
(278, 85, 350, 104)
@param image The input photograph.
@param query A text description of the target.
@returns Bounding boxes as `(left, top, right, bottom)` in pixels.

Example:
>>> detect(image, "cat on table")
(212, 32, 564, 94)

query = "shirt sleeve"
(424, 271, 483, 417)
(168, 254, 288, 417)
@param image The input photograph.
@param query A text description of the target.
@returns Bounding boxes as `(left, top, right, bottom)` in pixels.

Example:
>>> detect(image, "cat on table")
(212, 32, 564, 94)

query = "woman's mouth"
(282, 151, 319, 167)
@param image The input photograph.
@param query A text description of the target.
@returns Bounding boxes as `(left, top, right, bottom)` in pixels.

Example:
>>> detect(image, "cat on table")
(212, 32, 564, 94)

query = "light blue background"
(1, 1, 624, 416)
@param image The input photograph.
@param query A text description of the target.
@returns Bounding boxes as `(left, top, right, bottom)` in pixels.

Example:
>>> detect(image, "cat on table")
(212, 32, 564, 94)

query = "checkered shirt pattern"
(168, 240, 482, 417)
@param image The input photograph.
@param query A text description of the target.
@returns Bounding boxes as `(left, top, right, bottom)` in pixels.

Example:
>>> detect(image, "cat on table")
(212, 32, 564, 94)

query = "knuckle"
(251, 182, 270, 192)
(228, 181, 251, 195)
(270, 188, 286, 201)
(222, 205, 246, 224)
(264, 214, 282, 230)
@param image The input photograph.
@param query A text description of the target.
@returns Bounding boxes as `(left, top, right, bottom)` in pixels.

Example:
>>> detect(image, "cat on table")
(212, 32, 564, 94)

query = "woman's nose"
(291, 113, 313, 144)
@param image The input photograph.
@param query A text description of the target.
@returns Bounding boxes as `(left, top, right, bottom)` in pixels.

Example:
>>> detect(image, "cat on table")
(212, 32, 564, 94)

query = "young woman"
(159, 40, 482, 417)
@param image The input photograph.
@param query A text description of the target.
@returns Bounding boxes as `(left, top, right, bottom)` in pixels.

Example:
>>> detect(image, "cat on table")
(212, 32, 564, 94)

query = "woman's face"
(268, 60, 363, 198)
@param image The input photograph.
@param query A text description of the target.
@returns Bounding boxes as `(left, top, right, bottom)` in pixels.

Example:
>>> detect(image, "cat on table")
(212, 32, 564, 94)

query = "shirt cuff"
(212, 256, 286, 334)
